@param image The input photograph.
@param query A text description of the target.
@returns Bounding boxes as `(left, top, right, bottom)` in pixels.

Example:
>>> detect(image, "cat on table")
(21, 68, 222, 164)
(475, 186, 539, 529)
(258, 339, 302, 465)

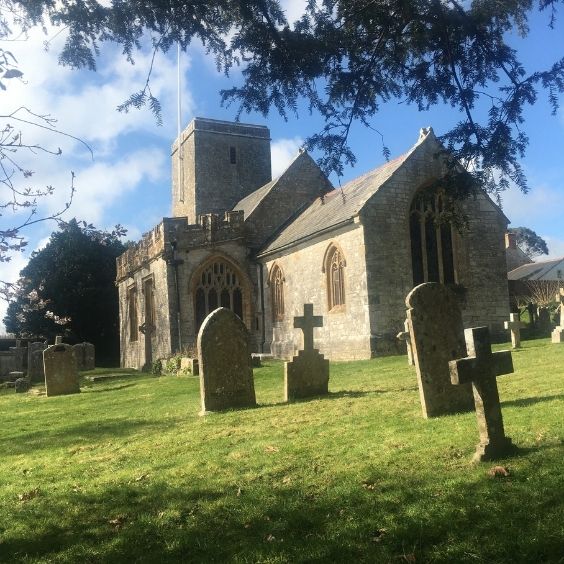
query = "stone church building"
(116, 117, 510, 369)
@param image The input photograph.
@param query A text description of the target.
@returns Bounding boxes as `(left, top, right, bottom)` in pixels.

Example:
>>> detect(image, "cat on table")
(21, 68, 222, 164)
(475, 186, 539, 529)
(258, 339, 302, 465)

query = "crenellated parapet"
(116, 211, 245, 282)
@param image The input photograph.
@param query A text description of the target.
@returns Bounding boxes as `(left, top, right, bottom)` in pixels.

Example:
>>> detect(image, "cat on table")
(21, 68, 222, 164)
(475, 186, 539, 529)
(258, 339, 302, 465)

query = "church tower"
(171, 117, 272, 221)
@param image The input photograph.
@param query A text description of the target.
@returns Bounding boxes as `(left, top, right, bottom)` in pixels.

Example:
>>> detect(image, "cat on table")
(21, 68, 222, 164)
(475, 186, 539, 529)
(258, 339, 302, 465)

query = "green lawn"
(1, 339, 562, 563)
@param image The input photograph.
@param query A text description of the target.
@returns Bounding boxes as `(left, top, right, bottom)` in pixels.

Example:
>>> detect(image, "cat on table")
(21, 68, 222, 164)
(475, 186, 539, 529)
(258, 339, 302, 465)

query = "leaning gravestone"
(285, 304, 329, 402)
(449, 326, 515, 461)
(73, 342, 96, 371)
(406, 283, 474, 418)
(198, 308, 256, 413)
(28, 342, 47, 383)
(552, 288, 564, 344)
(43, 343, 80, 397)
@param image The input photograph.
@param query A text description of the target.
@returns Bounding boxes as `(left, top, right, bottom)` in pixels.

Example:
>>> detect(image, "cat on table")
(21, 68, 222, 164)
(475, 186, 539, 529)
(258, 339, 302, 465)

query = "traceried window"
(127, 286, 138, 342)
(409, 190, 456, 286)
(270, 264, 285, 321)
(326, 245, 346, 311)
(194, 259, 244, 331)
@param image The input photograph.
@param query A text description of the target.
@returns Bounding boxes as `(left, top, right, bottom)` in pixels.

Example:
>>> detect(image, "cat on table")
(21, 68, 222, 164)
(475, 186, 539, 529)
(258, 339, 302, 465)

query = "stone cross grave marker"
(28, 342, 47, 383)
(552, 288, 564, 344)
(55, 335, 63, 345)
(197, 307, 256, 414)
(43, 343, 80, 397)
(504, 313, 525, 349)
(293, 303, 323, 352)
(449, 326, 515, 462)
(284, 303, 329, 402)
(396, 319, 415, 366)
(406, 283, 474, 418)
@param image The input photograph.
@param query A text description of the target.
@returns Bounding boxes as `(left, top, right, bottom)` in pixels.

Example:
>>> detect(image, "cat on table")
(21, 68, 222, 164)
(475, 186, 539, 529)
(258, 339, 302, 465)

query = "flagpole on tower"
(177, 41, 184, 203)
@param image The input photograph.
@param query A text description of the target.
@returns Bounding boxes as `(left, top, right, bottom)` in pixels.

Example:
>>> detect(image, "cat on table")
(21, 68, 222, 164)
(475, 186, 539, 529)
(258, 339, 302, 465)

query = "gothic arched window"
(270, 264, 285, 321)
(409, 190, 456, 286)
(194, 259, 245, 331)
(127, 286, 138, 342)
(326, 245, 346, 311)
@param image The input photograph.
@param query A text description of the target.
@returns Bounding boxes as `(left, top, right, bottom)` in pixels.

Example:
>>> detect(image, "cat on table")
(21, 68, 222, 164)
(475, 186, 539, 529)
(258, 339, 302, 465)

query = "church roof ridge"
(257, 138, 422, 257)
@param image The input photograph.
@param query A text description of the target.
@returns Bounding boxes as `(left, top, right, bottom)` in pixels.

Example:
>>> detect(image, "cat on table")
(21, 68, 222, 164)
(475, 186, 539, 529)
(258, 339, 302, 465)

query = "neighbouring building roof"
(233, 178, 278, 218)
(508, 256, 564, 281)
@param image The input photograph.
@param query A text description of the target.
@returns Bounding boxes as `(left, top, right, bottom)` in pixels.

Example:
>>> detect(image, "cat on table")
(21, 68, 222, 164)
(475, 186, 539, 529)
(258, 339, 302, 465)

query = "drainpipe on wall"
(259, 263, 266, 353)
(169, 241, 183, 353)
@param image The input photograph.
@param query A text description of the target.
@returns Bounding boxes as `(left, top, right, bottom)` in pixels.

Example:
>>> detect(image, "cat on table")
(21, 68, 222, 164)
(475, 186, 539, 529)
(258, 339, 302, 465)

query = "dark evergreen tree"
(4, 220, 125, 365)
(508, 226, 549, 258)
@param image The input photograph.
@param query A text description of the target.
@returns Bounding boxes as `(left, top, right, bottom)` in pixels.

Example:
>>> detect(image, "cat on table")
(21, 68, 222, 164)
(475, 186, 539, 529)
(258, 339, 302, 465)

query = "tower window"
(229, 146, 237, 164)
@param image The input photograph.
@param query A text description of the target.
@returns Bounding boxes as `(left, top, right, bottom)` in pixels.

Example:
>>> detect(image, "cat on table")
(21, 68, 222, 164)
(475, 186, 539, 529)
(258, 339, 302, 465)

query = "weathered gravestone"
(552, 288, 564, 344)
(73, 342, 96, 371)
(15, 377, 30, 393)
(198, 308, 256, 413)
(43, 343, 80, 397)
(9, 340, 27, 372)
(449, 326, 515, 462)
(28, 342, 48, 383)
(538, 307, 551, 334)
(396, 319, 415, 366)
(406, 283, 474, 418)
(180, 357, 199, 376)
(504, 313, 525, 349)
(285, 304, 329, 402)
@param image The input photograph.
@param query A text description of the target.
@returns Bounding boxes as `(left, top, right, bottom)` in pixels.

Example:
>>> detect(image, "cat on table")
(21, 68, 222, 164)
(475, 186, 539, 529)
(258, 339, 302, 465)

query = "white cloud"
(271, 136, 303, 177)
(499, 182, 564, 227)
(280, 0, 308, 24)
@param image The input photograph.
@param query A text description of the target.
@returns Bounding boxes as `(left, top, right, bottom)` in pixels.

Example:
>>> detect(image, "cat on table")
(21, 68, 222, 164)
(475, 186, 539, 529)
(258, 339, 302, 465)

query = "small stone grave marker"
(406, 283, 474, 418)
(504, 313, 525, 349)
(27, 342, 47, 383)
(284, 304, 329, 402)
(396, 319, 415, 366)
(43, 343, 80, 397)
(552, 288, 564, 344)
(198, 308, 256, 413)
(15, 377, 30, 393)
(73, 342, 96, 371)
(449, 326, 515, 462)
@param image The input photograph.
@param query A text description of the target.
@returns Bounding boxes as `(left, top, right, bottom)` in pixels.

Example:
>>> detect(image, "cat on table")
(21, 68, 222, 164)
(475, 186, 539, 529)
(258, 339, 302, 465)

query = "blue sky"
(1, 1, 563, 329)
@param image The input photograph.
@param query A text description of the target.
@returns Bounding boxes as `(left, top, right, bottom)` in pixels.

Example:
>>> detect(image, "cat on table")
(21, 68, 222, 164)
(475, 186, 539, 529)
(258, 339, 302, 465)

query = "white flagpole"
(177, 41, 183, 202)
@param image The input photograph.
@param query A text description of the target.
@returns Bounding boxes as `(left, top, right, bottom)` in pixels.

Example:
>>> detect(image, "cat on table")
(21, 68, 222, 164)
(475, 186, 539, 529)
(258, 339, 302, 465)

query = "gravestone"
(396, 319, 415, 366)
(15, 377, 30, 393)
(406, 283, 474, 418)
(504, 313, 525, 349)
(198, 308, 256, 413)
(449, 326, 515, 462)
(284, 304, 329, 402)
(552, 288, 564, 344)
(537, 307, 551, 334)
(180, 357, 199, 376)
(28, 342, 47, 383)
(73, 342, 96, 371)
(43, 343, 80, 397)
(9, 340, 27, 372)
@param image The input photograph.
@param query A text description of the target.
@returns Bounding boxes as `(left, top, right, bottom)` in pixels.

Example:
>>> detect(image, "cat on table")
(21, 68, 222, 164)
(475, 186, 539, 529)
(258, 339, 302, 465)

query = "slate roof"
(233, 178, 277, 218)
(257, 150, 413, 256)
(508, 257, 564, 281)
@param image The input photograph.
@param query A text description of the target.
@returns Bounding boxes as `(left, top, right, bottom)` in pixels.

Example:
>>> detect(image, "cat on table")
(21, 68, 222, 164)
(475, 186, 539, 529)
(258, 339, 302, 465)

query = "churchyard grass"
(0, 338, 562, 563)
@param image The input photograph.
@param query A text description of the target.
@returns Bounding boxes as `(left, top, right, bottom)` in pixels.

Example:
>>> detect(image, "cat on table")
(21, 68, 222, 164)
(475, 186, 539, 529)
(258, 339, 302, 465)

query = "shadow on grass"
(502, 393, 564, 408)
(82, 383, 139, 394)
(3, 418, 172, 457)
(3, 453, 563, 564)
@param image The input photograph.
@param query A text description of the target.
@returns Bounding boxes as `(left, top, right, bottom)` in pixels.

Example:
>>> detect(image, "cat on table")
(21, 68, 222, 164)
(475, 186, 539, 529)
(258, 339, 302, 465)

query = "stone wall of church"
(261, 222, 372, 361)
(360, 137, 510, 354)
(118, 256, 174, 370)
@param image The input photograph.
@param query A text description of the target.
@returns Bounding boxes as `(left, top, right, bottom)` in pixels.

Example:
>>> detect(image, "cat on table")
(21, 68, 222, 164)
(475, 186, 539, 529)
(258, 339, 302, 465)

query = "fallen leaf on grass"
(265, 534, 276, 542)
(362, 481, 377, 490)
(371, 528, 387, 542)
(18, 488, 40, 502)
(282, 476, 291, 484)
(108, 515, 127, 531)
(264, 445, 279, 453)
(134, 473, 149, 482)
(488, 466, 510, 477)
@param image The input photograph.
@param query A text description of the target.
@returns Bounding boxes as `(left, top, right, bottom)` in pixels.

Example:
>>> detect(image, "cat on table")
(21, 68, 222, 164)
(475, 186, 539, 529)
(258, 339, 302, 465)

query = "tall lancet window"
(325, 245, 346, 311)
(409, 190, 456, 286)
(270, 264, 285, 321)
